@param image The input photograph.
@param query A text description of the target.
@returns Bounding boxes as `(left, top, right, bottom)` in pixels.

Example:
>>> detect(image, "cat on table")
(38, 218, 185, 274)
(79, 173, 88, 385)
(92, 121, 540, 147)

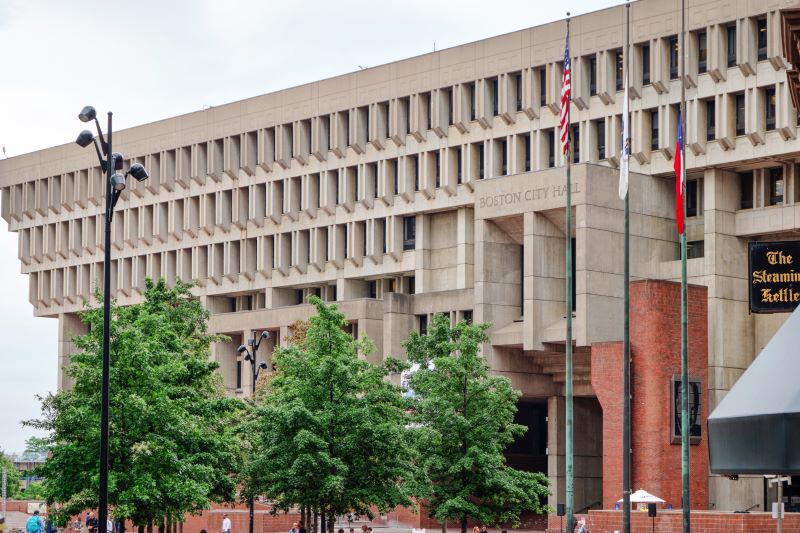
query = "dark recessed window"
(669, 36, 679, 79)
(739, 171, 753, 209)
(671, 376, 702, 444)
(547, 129, 555, 168)
(698, 31, 707, 73)
(403, 216, 416, 250)
(706, 99, 716, 141)
(236, 359, 242, 389)
(515, 72, 523, 111)
(596, 120, 606, 160)
(539, 68, 547, 107)
(687, 240, 705, 260)
(642, 44, 651, 85)
(434, 151, 441, 187)
(735, 93, 745, 136)
(478, 143, 485, 178)
(418, 314, 428, 335)
(446, 88, 453, 126)
(686, 179, 699, 217)
(456, 147, 463, 183)
(499, 139, 508, 175)
(765, 87, 776, 131)
(589, 56, 598, 96)
(727, 25, 737, 67)
(769, 167, 784, 206)
(616, 51, 624, 91)
(757, 18, 767, 61)
(469, 83, 476, 121)
(524, 134, 531, 172)
(572, 125, 580, 164)
(651, 109, 659, 151)
(462, 310, 473, 324)
(368, 280, 377, 299)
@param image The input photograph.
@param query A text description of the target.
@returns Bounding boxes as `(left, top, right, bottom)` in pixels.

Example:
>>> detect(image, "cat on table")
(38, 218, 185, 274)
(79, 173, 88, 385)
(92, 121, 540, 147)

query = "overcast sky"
(0, 0, 625, 453)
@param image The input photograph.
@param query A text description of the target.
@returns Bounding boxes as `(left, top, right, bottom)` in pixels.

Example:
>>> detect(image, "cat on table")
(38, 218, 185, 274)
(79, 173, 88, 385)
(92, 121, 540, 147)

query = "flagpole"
(622, 3, 632, 533)
(679, 0, 691, 531)
(564, 12, 575, 533)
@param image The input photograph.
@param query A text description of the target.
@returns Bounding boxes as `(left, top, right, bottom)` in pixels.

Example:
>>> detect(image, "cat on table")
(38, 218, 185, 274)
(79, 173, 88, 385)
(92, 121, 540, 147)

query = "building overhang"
(781, 8, 800, 112)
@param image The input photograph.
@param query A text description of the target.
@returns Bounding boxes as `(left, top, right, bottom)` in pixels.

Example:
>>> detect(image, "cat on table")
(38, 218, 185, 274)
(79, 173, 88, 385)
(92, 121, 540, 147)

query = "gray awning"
(708, 306, 800, 474)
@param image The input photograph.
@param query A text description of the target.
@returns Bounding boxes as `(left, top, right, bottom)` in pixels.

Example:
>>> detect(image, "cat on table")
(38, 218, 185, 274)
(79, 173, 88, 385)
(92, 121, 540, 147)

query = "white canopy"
(617, 489, 666, 504)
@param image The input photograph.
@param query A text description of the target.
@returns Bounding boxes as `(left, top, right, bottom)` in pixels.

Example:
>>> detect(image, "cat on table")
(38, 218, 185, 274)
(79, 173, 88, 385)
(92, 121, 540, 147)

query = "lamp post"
(238, 331, 270, 533)
(75, 106, 149, 532)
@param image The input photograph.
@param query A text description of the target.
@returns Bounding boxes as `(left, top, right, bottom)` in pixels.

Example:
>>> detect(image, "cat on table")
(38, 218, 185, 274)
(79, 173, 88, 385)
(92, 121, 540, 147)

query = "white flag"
(619, 72, 630, 200)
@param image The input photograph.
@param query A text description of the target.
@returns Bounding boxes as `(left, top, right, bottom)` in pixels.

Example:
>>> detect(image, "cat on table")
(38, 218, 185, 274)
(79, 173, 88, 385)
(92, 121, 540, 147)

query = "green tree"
(0, 453, 22, 500)
(403, 314, 549, 533)
(241, 296, 418, 530)
(26, 279, 242, 529)
(22, 481, 46, 501)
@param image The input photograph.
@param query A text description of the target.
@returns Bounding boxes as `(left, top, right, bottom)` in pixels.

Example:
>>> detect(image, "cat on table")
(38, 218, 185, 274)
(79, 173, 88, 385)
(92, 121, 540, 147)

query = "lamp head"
(237, 344, 248, 354)
(244, 354, 252, 362)
(259, 362, 268, 370)
(110, 173, 126, 192)
(111, 152, 124, 171)
(76, 130, 94, 148)
(78, 106, 97, 123)
(248, 338, 256, 347)
(127, 163, 149, 182)
(260, 331, 270, 340)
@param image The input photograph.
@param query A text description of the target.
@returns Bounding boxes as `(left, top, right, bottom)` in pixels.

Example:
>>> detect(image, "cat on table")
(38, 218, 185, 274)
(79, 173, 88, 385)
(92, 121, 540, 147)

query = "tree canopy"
(241, 296, 419, 529)
(403, 313, 549, 532)
(0, 452, 22, 500)
(25, 279, 242, 527)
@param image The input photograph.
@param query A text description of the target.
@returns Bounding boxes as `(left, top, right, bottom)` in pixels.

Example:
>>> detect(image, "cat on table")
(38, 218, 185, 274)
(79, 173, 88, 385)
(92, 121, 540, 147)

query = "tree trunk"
(312, 510, 318, 533)
(327, 515, 334, 533)
(440, 521, 446, 533)
(320, 512, 326, 533)
(460, 517, 467, 533)
(138, 525, 144, 533)
(146, 524, 153, 533)
(118, 522, 125, 533)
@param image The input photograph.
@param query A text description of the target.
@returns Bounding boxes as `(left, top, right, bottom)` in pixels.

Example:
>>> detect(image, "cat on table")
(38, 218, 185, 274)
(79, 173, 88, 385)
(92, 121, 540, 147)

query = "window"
(769, 167, 784, 206)
(671, 376, 703, 444)
(589, 56, 597, 96)
(478, 143, 485, 178)
(547, 129, 555, 168)
(697, 31, 707, 73)
(735, 93, 745, 136)
(765, 87, 776, 131)
(434, 151, 441, 187)
(572, 125, 580, 163)
(499, 138, 508, 175)
(418, 314, 428, 335)
(463, 310, 473, 324)
(446, 87, 454, 126)
(491, 77, 499, 116)
(368, 280, 377, 299)
(706, 99, 716, 141)
(615, 50, 624, 91)
(469, 82, 476, 121)
(403, 216, 416, 250)
(515, 72, 523, 111)
(524, 134, 531, 171)
(642, 43, 651, 85)
(236, 359, 242, 390)
(650, 109, 659, 151)
(687, 240, 705, 260)
(686, 179, 699, 217)
(757, 18, 767, 61)
(739, 171, 753, 209)
(669, 36, 679, 79)
(726, 25, 737, 67)
(457, 146, 463, 183)
(596, 120, 606, 160)
(425, 92, 432, 130)
(539, 68, 547, 107)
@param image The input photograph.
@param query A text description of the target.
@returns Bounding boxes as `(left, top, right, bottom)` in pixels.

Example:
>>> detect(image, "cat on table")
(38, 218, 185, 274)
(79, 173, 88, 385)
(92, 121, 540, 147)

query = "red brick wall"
(548, 510, 800, 533)
(592, 280, 709, 511)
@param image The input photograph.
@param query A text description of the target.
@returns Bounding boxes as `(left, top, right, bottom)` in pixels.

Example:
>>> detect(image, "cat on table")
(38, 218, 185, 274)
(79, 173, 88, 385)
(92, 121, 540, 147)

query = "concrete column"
(523, 211, 565, 351)
(57, 312, 88, 391)
(414, 214, 431, 292)
(456, 207, 474, 289)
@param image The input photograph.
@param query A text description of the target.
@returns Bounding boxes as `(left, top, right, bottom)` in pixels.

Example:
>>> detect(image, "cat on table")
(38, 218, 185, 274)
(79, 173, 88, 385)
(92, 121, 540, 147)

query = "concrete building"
(1, 0, 799, 517)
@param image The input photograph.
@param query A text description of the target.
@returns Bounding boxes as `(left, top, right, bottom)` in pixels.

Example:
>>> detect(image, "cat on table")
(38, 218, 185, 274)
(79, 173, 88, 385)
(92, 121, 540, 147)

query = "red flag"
(674, 111, 684, 234)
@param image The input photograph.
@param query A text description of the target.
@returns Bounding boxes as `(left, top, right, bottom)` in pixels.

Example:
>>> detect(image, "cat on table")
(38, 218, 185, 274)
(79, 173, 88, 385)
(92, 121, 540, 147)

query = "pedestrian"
(222, 514, 232, 533)
(26, 510, 45, 533)
(576, 519, 587, 533)
(86, 513, 98, 533)
(289, 522, 299, 533)
(0, 514, 6, 533)
(106, 515, 114, 533)
(338, 529, 344, 533)
(299, 521, 307, 533)
(472, 527, 479, 533)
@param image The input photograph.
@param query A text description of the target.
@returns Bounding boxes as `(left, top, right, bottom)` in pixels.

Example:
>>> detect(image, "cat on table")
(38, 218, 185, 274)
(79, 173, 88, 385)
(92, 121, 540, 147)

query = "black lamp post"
(238, 331, 270, 533)
(75, 106, 149, 531)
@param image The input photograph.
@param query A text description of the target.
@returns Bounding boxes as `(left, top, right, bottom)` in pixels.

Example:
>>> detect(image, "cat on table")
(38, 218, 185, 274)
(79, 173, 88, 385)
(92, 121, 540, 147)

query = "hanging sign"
(749, 241, 800, 313)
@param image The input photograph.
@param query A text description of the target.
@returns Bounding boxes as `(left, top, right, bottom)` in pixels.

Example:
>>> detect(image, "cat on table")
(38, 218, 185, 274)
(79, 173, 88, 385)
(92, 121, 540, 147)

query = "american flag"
(559, 34, 571, 155)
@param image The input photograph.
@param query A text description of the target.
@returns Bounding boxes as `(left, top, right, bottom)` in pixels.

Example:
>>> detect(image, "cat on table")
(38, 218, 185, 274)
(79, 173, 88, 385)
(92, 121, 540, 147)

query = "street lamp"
(75, 106, 148, 532)
(237, 330, 270, 533)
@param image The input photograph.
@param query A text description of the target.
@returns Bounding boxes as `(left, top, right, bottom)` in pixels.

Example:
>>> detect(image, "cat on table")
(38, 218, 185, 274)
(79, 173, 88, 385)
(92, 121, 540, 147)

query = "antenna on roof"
(2, 147, 6, 158)
(358, 65, 366, 70)
(434, 42, 436, 52)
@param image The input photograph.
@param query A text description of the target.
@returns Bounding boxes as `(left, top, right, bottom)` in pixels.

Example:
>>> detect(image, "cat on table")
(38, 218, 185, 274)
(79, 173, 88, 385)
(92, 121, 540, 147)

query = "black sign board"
(749, 241, 800, 313)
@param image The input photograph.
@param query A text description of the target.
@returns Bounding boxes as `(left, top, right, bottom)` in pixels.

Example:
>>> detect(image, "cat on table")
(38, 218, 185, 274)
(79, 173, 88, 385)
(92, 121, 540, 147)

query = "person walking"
(86, 513, 98, 533)
(26, 510, 44, 533)
(221, 514, 232, 533)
